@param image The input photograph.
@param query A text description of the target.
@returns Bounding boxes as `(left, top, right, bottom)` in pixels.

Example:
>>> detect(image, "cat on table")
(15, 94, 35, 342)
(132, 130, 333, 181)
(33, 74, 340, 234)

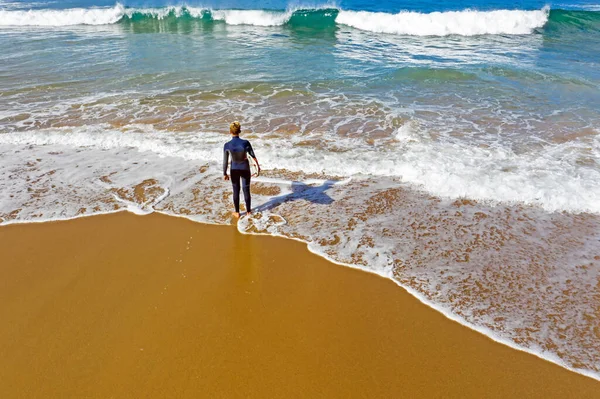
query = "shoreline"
(275, 230, 600, 384)
(2, 208, 600, 383)
(0, 212, 598, 397)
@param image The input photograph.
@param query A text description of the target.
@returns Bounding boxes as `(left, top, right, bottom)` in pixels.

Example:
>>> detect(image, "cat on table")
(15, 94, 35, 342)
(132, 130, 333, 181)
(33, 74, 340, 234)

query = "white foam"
(336, 8, 549, 36)
(211, 9, 293, 26)
(394, 121, 419, 142)
(0, 3, 212, 27)
(0, 3, 125, 26)
(123, 5, 208, 20)
(1, 124, 599, 214)
(0, 126, 222, 161)
(0, 4, 293, 27)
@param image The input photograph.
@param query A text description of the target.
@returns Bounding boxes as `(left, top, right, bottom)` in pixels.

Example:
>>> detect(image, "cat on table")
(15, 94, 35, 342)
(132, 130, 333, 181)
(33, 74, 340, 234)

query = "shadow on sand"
(255, 181, 336, 213)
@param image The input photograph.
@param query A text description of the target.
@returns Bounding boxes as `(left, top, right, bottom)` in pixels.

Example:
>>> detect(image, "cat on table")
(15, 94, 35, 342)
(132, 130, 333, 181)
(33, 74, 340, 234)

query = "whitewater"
(0, 3, 551, 36)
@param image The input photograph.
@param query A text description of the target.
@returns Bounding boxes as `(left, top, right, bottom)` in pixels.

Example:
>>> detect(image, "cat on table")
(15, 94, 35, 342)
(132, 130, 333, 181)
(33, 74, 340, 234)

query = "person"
(223, 121, 260, 218)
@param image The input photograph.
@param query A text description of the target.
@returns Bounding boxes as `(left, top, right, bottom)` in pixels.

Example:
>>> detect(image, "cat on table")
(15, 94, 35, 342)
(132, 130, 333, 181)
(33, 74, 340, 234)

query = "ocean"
(1, 0, 599, 380)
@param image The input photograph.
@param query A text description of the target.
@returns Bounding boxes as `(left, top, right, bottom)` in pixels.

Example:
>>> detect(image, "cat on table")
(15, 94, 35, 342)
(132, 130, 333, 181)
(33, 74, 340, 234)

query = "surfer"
(223, 121, 260, 218)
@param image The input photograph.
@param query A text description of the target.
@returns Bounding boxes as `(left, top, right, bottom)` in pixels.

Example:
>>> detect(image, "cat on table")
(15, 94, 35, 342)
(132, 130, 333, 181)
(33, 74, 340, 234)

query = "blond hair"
(230, 121, 241, 135)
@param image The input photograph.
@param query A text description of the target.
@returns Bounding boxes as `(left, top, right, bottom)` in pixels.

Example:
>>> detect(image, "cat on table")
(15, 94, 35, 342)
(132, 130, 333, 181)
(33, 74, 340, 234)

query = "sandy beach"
(0, 212, 598, 398)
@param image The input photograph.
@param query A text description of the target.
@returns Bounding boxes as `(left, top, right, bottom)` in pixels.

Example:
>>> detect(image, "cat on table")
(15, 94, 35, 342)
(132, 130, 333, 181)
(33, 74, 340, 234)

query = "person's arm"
(247, 142, 260, 171)
(223, 145, 230, 180)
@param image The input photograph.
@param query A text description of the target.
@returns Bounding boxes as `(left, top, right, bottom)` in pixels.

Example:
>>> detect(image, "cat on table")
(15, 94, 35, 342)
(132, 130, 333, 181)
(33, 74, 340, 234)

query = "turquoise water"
(1, 0, 600, 381)
(1, 3, 599, 148)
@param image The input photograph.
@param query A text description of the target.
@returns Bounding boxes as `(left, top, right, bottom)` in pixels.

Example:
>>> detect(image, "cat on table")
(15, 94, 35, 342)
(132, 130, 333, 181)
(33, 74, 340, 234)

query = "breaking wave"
(2, 4, 588, 37)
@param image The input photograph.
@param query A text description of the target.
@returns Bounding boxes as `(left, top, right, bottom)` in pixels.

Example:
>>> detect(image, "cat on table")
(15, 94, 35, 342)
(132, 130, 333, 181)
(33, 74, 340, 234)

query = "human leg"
(240, 170, 251, 214)
(230, 170, 242, 215)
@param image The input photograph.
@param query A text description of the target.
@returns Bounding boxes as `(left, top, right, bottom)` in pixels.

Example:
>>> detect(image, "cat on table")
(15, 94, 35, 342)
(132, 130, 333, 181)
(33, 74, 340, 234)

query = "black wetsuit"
(223, 136, 256, 214)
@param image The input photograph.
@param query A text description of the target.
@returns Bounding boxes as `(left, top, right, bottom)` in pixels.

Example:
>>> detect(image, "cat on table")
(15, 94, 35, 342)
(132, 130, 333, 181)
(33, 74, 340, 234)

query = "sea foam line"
(235, 212, 600, 383)
(2, 199, 598, 383)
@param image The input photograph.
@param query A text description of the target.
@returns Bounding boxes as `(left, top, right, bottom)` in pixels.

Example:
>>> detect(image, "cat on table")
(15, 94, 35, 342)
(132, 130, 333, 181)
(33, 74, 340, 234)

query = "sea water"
(1, 0, 599, 380)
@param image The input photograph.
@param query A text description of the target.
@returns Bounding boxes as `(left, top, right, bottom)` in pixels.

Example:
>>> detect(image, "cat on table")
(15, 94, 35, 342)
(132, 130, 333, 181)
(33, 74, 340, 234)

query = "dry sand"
(0, 212, 598, 398)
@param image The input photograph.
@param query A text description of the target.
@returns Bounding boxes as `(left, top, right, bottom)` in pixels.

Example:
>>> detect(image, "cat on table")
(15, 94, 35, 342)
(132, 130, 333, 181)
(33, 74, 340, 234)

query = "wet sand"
(0, 212, 598, 398)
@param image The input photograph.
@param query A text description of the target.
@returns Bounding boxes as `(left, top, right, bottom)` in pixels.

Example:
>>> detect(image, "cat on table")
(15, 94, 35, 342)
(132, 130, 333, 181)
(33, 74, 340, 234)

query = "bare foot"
(246, 211, 252, 217)
(231, 211, 240, 219)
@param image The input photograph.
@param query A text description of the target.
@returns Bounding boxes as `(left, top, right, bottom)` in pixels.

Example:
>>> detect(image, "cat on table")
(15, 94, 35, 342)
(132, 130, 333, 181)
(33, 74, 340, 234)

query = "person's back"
(224, 136, 254, 172)
(223, 122, 260, 218)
